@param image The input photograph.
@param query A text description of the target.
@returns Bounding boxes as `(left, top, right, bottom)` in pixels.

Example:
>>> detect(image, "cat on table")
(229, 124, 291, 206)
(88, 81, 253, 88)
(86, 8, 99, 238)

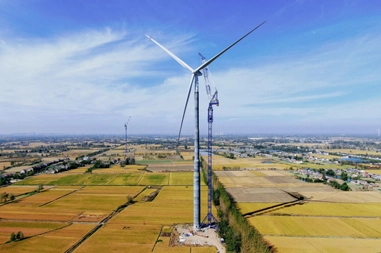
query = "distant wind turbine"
(124, 116, 131, 153)
(146, 20, 266, 229)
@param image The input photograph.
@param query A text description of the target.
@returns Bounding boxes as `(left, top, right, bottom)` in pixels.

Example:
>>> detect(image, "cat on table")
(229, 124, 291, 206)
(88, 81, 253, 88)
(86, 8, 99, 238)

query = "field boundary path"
(243, 199, 303, 217)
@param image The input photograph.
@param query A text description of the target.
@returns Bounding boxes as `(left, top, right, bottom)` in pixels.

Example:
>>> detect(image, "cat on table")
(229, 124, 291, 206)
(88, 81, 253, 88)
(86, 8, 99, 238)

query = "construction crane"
(200, 53, 218, 227)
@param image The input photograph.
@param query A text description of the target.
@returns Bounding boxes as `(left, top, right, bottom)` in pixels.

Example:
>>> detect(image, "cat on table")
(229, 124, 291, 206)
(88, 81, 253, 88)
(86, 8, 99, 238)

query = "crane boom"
(199, 53, 219, 106)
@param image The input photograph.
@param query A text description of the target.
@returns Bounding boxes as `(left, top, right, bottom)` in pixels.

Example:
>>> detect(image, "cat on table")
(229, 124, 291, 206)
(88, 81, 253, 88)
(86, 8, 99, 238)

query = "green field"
(169, 172, 193, 185)
(15, 171, 202, 186)
(139, 173, 169, 185)
(105, 173, 143, 185)
(136, 160, 172, 164)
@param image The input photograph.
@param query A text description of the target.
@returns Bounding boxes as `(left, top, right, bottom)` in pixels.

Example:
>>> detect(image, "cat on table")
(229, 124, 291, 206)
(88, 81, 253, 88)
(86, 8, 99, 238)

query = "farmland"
(212, 155, 290, 170)
(215, 165, 381, 252)
(14, 170, 196, 186)
(2, 134, 381, 252)
(0, 137, 217, 252)
(0, 180, 214, 252)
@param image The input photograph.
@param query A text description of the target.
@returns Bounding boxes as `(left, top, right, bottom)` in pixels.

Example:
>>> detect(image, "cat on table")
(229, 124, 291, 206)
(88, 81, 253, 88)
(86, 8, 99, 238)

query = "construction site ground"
(172, 224, 226, 253)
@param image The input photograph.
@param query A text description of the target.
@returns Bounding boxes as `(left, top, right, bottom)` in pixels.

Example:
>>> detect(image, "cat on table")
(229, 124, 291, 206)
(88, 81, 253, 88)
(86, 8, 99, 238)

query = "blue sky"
(0, 0, 380, 135)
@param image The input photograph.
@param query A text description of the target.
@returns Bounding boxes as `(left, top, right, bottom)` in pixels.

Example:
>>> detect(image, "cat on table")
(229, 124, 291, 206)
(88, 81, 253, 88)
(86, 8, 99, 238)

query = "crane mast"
(200, 53, 218, 227)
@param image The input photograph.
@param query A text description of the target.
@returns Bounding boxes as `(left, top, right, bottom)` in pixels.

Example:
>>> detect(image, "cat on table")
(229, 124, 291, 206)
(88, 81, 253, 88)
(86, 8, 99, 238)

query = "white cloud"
(0, 24, 380, 134)
(204, 32, 381, 133)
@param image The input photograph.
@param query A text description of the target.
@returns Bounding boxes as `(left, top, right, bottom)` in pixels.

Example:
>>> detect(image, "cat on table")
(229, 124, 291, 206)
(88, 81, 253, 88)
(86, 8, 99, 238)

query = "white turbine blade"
(177, 74, 195, 147)
(194, 20, 266, 73)
(146, 34, 194, 73)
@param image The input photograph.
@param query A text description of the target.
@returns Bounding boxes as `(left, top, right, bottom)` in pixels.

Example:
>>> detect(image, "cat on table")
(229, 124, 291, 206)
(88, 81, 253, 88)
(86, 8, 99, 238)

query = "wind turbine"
(124, 116, 131, 153)
(146, 21, 265, 229)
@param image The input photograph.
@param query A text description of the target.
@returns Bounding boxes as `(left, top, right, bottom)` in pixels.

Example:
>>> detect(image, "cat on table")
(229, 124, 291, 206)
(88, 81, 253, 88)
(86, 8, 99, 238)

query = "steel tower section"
(200, 53, 218, 227)
(202, 102, 218, 226)
(193, 73, 201, 229)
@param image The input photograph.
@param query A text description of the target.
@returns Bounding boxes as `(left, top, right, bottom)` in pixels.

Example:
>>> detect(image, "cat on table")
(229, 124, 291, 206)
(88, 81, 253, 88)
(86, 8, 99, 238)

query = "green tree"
(16, 231, 24, 240)
(1, 192, 9, 203)
(126, 195, 134, 204)
(10, 232, 16, 242)
(341, 172, 348, 181)
(341, 182, 350, 191)
(213, 189, 220, 206)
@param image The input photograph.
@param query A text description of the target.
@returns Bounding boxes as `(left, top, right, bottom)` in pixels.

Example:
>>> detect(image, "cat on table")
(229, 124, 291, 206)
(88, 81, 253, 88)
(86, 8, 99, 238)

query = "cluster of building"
(295, 167, 380, 190)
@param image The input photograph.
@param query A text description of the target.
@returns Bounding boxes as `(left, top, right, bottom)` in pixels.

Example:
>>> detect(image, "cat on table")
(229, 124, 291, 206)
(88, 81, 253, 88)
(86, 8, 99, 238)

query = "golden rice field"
(15, 187, 78, 207)
(59, 167, 89, 174)
(169, 172, 194, 185)
(0, 185, 41, 196)
(0, 165, 220, 252)
(268, 202, 381, 217)
(76, 185, 215, 253)
(249, 216, 381, 238)
(60, 149, 99, 159)
(237, 202, 281, 214)
(0, 161, 11, 170)
(45, 187, 143, 213)
(135, 187, 158, 202)
(138, 173, 170, 185)
(180, 151, 193, 160)
(328, 148, 380, 156)
(0, 186, 144, 222)
(0, 223, 97, 253)
(0, 205, 80, 221)
(264, 236, 381, 253)
(211, 155, 289, 170)
(213, 165, 381, 253)
(366, 169, 381, 175)
(298, 191, 381, 203)
(0, 220, 69, 244)
(15, 170, 201, 186)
